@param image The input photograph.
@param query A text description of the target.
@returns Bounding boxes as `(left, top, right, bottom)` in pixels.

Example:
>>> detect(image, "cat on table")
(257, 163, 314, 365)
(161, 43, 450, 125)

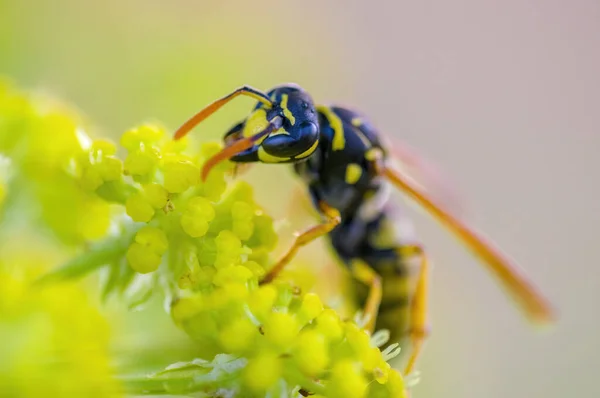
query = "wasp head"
(223, 84, 320, 165)
(173, 84, 320, 181)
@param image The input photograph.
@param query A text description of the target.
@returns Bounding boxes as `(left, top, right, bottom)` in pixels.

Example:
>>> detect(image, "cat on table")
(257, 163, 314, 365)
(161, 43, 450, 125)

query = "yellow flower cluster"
(112, 127, 407, 397)
(170, 284, 406, 397)
(1, 78, 410, 397)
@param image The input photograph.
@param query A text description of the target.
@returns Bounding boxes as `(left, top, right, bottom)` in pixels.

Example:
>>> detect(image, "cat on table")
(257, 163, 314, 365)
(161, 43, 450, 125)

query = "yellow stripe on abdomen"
(351, 260, 418, 345)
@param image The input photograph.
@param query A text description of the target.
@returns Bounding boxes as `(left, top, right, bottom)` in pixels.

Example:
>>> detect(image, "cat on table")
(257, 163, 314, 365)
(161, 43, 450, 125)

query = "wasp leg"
(398, 245, 431, 376)
(222, 122, 252, 178)
(260, 202, 341, 285)
(350, 260, 383, 334)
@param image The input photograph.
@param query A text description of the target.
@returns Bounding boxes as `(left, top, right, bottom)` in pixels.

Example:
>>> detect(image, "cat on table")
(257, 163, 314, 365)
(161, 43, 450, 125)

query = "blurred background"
(1, 0, 599, 397)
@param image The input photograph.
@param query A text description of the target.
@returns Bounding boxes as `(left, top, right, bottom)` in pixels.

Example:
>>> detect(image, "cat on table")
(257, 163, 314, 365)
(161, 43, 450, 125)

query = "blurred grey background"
(2, 0, 599, 397)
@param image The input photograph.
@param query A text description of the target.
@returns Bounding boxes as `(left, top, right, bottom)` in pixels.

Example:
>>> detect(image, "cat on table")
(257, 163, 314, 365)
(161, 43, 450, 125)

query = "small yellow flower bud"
(135, 226, 168, 253)
(162, 155, 199, 193)
(126, 193, 155, 222)
(231, 201, 254, 240)
(124, 149, 159, 176)
(387, 369, 407, 397)
(220, 282, 249, 302)
(214, 230, 242, 268)
(298, 292, 324, 323)
(372, 358, 391, 384)
(212, 265, 253, 287)
(345, 323, 373, 364)
(293, 329, 329, 376)
(263, 312, 299, 349)
(180, 196, 215, 237)
(91, 139, 117, 155)
(200, 141, 223, 159)
(248, 285, 278, 322)
(202, 170, 227, 201)
(126, 226, 168, 273)
(120, 124, 164, 150)
(243, 260, 265, 278)
(326, 360, 368, 398)
(170, 296, 204, 326)
(196, 265, 216, 287)
(136, 124, 164, 142)
(180, 214, 210, 238)
(143, 183, 168, 209)
(219, 317, 258, 353)
(178, 250, 201, 289)
(315, 309, 343, 342)
(126, 242, 162, 273)
(81, 166, 103, 191)
(243, 354, 282, 392)
(162, 136, 188, 153)
(98, 156, 122, 181)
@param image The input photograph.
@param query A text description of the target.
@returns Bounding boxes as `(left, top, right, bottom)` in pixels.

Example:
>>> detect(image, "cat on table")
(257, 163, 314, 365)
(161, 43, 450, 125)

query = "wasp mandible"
(173, 84, 556, 375)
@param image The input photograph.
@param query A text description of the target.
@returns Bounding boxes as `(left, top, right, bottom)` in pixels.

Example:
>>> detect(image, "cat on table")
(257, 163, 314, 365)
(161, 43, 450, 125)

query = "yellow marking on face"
(242, 109, 269, 145)
(345, 163, 363, 184)
(280, 94, 296, 126)
(365, 147, 383, 161)
(270, 92, 277, 102)
(351, 117, 363, 127)
(295, 139, 319, 159)
(258, 147, 288, 163)
(269, 128, 290, 137)
(317, 105, 345, 151)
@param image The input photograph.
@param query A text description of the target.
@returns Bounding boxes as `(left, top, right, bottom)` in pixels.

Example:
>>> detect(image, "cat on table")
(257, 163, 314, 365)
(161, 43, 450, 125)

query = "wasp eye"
(298, 121, 318, 140)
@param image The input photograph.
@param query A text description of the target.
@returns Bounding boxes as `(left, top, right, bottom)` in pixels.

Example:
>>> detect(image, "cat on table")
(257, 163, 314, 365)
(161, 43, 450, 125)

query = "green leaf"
(151, 360, 211, 381)
(121, 356, 247, 396)
(100, 258, 136, 303)
(118, 374, 172, 395)
(124, 273, 156, 311)
(99, 261, 121, 302)
(35, 222, 140, 284)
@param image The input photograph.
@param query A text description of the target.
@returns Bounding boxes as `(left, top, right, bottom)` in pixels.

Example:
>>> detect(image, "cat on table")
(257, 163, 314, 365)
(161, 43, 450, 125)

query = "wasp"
(173, 84, 556, 376)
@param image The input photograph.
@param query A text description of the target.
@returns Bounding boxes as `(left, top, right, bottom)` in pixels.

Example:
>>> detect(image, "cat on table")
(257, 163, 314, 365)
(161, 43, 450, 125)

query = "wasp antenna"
(173, 85, 272, 140)
(200, 117, 282, 181)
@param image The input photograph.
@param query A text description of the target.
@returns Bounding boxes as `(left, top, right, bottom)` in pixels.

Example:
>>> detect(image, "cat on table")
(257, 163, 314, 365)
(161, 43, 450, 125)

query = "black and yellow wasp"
(173, 84, 555, 375)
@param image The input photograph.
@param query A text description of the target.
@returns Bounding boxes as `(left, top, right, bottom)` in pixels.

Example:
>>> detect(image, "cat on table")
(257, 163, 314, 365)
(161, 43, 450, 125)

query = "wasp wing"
(382, 136, 469, 219)
(380, 161, 556, 326)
